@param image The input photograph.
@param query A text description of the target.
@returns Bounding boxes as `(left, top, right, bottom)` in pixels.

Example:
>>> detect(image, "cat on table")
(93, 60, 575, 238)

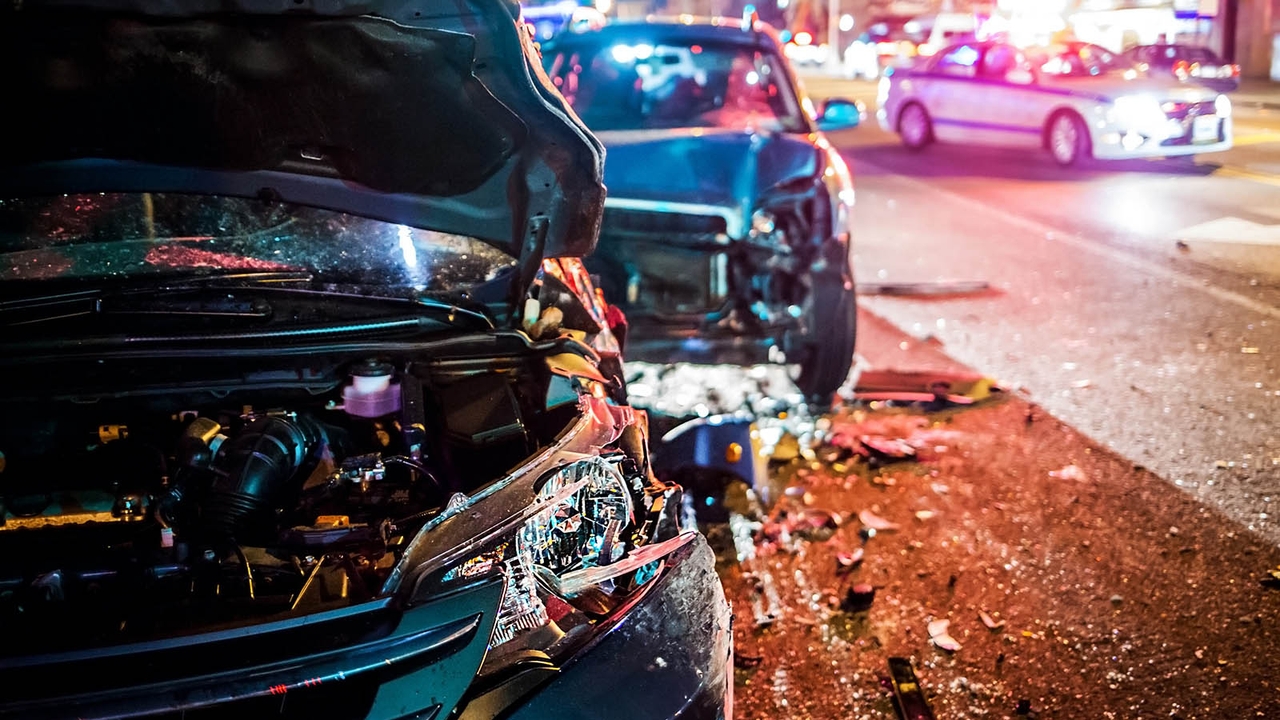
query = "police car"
(878, 39, 1233, 166)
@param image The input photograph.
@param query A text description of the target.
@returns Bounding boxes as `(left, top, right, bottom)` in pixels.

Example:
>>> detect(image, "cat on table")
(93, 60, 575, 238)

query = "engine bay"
(0, 350, 588, 655)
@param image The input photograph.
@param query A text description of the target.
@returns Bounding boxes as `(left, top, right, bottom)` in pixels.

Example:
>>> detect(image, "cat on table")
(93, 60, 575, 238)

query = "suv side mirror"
(817, 98, 865, 131)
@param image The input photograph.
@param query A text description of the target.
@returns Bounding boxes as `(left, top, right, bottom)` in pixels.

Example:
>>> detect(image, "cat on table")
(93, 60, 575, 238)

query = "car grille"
(602, 208, 729, 238)
(1161, 100, 1216, 120)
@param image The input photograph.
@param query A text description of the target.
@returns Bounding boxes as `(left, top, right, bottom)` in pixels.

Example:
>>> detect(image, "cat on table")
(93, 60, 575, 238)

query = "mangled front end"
(590, 130, 856, 398)
(0, 334, 730, 719)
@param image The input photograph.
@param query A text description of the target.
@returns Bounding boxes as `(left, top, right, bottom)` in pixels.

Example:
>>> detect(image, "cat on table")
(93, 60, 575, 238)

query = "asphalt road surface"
(802, 73, 1280, 547)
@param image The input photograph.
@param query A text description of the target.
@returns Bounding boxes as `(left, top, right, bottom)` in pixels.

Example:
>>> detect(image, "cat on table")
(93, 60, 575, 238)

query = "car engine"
(0, 355, 563, 654)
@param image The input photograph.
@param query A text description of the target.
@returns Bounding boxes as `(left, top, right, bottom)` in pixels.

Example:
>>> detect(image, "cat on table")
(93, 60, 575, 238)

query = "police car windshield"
(544, 40, 807, 132)
(1032, 42, 1132, 77)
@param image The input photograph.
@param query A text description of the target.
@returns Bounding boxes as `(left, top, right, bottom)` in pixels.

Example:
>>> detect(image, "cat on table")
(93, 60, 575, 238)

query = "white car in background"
(877, 40, 1233, 166)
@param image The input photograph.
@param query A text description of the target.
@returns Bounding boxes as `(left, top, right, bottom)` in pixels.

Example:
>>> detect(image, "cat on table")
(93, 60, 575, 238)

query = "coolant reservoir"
(343, 360, 401, 418)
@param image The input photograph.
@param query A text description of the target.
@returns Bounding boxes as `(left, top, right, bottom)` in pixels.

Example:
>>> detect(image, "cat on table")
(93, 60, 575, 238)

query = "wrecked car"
(542, 18, 862, 405)
(0, 2, 730, 719)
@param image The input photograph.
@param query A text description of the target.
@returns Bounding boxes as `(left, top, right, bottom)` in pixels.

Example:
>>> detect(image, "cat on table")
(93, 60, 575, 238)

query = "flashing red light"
(1173, 59, 1190, 80)
(691, 44, 702, 53)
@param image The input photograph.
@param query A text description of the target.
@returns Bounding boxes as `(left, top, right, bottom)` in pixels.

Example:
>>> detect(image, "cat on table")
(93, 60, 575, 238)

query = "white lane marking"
(856, 158, 1280, 321)
(1176, 216, 1280, 246)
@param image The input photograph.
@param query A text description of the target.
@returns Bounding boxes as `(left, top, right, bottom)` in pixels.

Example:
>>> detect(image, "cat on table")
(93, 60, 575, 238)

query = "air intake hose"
(204, 415, 326, 542)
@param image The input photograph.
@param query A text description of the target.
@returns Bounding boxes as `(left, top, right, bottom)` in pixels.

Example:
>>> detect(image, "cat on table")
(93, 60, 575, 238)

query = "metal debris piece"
(887, 657, 937, 720)
(1049, 464, 1087, 481)
(836, 548, 865, 573)
(859, 509, 901, 532)
(841, 583, 876, 612)
(927, 618, 962, 652)
(979, 610, 1006, 630)
(859, 279, 990, 296)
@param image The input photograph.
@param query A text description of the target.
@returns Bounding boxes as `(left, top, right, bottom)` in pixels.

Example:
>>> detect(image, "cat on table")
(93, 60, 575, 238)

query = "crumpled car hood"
(595, 127, 818, 229)
(0, 1, 605, 261)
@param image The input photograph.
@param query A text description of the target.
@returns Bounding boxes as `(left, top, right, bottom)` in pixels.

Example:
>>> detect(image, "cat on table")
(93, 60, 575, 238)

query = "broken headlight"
(517, 456, 632, 575)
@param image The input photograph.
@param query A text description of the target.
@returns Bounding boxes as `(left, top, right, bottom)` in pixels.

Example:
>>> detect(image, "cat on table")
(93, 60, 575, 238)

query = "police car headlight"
(1111, 95, 1166, 133)
(1215, 94, 1231, 117)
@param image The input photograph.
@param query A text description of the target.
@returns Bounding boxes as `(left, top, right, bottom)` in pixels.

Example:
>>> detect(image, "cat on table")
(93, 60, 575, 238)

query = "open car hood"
(0, 0, 605, 262)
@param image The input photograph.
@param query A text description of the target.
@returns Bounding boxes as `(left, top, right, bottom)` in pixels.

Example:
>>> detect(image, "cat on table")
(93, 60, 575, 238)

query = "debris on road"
(860, 509, 902, 532)
(858, 279, 990, 297)
(1263, 567, 1280, 590)
(842, 583, 877, 612)
(836, 548, 865, 573)
(1049, 464, 1088, 481)
(887, 657, 938, 720)
(928, 618, 963, 652)
(979, 610, 1006, 630)
(858, 435, 918, 462)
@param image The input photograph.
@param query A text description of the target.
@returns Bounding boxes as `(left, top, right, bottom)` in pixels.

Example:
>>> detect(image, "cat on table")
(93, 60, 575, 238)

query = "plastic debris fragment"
(1049, 464, 1087, 481)
(927, 618, 962, 652)
(836, 548, 865, 573)
(859, 509, 901, 531)
(979, 610, 1006, 630)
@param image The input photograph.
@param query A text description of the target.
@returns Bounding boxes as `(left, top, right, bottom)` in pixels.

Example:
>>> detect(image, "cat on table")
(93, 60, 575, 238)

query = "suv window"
(933, 44, 981, 77)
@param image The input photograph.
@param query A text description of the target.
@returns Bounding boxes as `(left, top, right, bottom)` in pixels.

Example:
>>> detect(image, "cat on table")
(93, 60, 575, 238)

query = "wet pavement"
(801, 74, 1280, 546)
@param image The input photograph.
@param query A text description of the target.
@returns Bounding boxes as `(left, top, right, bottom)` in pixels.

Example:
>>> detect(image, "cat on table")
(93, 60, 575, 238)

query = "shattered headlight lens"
(518, 457, 633, 574)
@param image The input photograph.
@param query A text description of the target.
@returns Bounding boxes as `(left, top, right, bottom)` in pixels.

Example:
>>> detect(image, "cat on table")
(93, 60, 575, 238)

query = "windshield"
(545, 40, 808, 132)
(1031, 43, 1133, 77)
(0, 194, 516, 296)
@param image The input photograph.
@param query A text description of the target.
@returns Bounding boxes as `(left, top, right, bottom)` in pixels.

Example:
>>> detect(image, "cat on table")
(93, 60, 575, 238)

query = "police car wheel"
(898, 103, 932, 150)
(1048, 111, 1089, 167)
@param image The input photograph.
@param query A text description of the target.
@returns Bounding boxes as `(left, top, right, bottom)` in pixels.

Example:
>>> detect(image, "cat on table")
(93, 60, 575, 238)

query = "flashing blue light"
(884, 66, 894, 76)
(953, 45, 979, 67)
(705, 496, 715, 507)
(779, 29, 792, 42)
(744, 3, 755, 13)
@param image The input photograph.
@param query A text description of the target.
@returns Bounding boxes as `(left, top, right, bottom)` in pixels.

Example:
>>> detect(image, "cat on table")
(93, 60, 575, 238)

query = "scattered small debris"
(734, 651, 764, 669)
(860, 509, 901, 532)
(887, 657, 938, 720)
(872, 474, 898, 487)
(1049, 464, 1087, 481)
(914, 510, 936, 521)
(1070, 379, 1092, 389)
(1015, 698, 1032, 715)
(1262, 567, 1280, 590)
(842, 583, 877, 612)
(979, 610, 1006, 630)
(1175, 239, 1190, 252)
(927, 618, 962, 652)
(1110, 594, 1124, 605)
(836, 548, 865, 573)
(930, 482, 950, 495)
(1241, 347, 1260, 354)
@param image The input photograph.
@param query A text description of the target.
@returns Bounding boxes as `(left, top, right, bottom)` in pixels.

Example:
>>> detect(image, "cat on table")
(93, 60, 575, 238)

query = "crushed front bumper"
(502, 536, 733, 720)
